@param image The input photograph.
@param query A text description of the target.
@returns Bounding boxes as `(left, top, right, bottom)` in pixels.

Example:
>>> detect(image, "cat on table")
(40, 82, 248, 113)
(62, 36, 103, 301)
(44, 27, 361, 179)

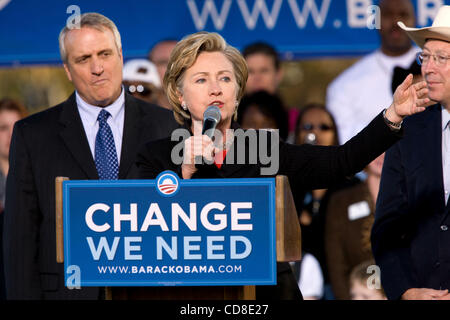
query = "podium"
(55, 175, 301, 300)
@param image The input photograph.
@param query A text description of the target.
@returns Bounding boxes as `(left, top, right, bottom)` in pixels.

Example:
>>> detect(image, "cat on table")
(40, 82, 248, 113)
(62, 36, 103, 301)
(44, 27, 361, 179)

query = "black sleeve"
(279, 111, 403, 191)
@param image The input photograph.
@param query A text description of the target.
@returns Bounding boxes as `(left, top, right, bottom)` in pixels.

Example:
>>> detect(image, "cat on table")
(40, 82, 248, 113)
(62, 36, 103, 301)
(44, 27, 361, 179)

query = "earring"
(181, 102, 187, 111)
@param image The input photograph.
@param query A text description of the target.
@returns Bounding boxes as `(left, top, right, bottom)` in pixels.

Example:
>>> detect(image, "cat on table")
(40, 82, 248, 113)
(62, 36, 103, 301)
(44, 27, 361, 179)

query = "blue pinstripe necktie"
(95, 109, 119, 180)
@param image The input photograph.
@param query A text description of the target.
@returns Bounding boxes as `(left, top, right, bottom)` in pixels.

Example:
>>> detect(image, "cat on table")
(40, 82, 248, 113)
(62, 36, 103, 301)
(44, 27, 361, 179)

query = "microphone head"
(203, 105, 221, 123)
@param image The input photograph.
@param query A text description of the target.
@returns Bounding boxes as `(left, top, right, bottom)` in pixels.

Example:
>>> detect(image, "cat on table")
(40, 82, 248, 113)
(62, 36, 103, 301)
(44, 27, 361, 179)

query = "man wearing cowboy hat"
(372, 5, 450, 300)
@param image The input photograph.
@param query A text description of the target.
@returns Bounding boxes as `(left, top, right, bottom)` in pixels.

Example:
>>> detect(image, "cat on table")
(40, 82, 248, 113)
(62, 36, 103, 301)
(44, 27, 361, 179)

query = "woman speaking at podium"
(136, 32, 430, 300)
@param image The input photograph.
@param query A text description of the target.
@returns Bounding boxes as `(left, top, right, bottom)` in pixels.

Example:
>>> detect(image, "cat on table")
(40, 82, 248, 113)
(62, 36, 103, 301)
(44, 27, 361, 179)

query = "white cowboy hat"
(123, 59, 161, 88)
(398, 5, 450, 48)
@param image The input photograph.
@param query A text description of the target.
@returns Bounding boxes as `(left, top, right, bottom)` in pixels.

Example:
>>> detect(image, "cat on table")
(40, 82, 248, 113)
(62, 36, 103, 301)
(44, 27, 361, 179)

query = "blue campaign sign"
(62, 171, 276, 287)
(1, 0, 448, 65)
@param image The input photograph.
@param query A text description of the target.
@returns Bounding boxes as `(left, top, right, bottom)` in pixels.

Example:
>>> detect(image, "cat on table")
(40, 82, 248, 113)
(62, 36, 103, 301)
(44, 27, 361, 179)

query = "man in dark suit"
(3, 12, 178, 299)
(371, 6, 450, 300)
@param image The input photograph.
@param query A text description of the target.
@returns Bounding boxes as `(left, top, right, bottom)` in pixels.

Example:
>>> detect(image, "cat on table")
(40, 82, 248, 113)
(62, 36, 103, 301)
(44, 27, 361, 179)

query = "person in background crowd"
(242, 42, 298, 142)
(291, 252, 324, 300)
(293, 103, 357, 300)
(391, 60, 422, 94)
(295, 103, 339, 146)
(325, 153, 385, 299)
(123, 59, 162, 105)
(148, 39, 177, 110)
(327, 0, 418, 144)
(237, 90, 289, 141)
(0, 99, 28, 210)
(0, 98, 27, 301)
(349, 259, 387, 300)
(3, 12, 178, 300)
(372, 5, 450, 300)
(242, 42, 283, 96)
(391, 60, 434, 108)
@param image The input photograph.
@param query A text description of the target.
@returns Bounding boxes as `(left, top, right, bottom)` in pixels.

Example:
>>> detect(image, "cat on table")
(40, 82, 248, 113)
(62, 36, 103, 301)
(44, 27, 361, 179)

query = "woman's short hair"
(59, 12, 122, 63)
(164, 32, 248, 125)
(242, 41, 280, 71)
(0, 98, 28, 118)
(237, 90, 289, 141)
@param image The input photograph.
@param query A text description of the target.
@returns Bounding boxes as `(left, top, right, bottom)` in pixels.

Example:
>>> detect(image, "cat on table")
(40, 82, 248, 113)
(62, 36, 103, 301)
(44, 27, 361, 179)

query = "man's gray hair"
(59, 12, 122, 63)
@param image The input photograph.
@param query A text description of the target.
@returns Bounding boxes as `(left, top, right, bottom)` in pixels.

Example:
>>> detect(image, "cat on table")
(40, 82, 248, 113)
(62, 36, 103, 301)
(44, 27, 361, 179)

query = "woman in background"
(292, 104, 350, 299)
(325, 153, 385, 299)
(238, 90, 289, 141)
(0, 98, 27, 300)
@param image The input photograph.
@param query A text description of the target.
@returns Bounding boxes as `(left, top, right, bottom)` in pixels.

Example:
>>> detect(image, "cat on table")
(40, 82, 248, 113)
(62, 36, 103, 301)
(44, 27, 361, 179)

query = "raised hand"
(385, 74, 431, 124)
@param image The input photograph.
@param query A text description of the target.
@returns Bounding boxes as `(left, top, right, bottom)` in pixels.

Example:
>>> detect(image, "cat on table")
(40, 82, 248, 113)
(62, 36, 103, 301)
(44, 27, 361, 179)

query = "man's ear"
(119, 47, 123, 63)
(63, 63, 73, 82)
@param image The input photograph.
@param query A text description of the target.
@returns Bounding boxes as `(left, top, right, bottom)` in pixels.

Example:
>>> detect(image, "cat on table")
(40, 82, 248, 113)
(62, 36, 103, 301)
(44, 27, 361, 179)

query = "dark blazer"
(3, 92, 179, 299)
(136, 112, 402, 299)
(371, 105, 450, 300)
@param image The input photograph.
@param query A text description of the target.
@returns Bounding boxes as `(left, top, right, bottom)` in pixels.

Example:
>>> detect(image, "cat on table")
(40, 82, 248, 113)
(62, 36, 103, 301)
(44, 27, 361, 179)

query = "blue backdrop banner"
(0, 0, 448, 65)
(62, 171, 276, 287)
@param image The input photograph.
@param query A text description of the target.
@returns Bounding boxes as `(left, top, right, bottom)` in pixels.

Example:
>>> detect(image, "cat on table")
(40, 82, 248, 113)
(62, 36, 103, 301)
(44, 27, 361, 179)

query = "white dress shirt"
(326, 47, 419, 144)
(442, 106, 450, 205)
(76, 89, 125, 164)
(297, 253, 324, 299)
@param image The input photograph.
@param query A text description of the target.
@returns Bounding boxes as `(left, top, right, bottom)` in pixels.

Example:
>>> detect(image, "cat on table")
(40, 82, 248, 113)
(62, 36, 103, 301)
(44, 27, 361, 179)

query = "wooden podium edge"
(276, 175, 302, 262)
(55, 176, 68, 264)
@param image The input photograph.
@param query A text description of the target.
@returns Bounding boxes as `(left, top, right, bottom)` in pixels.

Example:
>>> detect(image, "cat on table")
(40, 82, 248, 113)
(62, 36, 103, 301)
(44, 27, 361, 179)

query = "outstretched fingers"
(412, 79, 428, 91)
(413, 81, 431, 111)
(415, 98, 431, 110)
(415, 86, 429, 99)
(393, 74, 414, 106)
(399, 73, 414, 91)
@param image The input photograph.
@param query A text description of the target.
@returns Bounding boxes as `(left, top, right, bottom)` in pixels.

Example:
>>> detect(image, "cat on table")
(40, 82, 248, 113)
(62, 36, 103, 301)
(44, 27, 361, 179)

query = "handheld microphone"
(202, 105, 222, 138)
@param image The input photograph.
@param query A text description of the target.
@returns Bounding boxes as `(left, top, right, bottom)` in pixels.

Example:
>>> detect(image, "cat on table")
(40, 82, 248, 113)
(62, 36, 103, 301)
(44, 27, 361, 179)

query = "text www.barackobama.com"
(98, 265, 243, 275)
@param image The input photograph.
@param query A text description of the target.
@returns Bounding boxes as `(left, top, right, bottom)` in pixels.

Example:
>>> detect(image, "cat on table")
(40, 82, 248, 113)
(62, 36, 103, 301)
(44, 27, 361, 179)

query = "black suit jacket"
(136, 112, 402, 299)
(3, 92, 179, 299)
(371, 105, 450, 300)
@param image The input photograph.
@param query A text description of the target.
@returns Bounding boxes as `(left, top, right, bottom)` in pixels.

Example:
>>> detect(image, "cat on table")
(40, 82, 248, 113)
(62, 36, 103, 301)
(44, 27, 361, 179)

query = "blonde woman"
(137, 31, 430, 299)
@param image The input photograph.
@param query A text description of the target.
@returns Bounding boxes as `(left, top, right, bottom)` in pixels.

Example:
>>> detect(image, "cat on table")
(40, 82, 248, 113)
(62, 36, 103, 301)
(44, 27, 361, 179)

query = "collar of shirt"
(75, 88, 125, 163)
(375, 47, 420, 74)
(442, 105, 450, 131)
(76, 88, 125, 126)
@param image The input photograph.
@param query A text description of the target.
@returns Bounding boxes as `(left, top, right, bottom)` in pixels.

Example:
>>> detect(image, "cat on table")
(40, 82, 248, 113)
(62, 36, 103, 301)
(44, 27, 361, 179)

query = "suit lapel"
(422, 106, 447, 220)
(118, 94, 141, 179)
(58, 93, 99, 179)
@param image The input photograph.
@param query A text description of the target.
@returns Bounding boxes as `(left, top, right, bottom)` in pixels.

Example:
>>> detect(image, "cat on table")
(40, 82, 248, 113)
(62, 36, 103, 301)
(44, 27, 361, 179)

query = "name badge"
(348, 201, 371, 221)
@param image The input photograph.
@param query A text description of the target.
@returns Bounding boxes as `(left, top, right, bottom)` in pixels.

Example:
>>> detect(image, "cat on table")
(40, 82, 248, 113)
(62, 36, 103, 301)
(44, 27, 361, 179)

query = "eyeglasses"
(416, 51, 450, 66)
(126, 84, 152, 97)
(300, 123, 333, 131)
